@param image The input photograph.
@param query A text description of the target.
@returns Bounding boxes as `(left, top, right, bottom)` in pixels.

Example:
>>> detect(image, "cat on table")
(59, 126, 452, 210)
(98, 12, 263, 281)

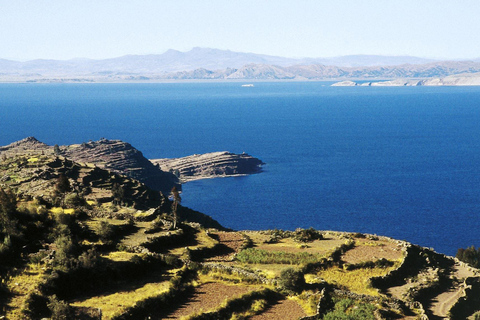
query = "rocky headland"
(0, 137, 265, 190)
(151, 151, 264, 183)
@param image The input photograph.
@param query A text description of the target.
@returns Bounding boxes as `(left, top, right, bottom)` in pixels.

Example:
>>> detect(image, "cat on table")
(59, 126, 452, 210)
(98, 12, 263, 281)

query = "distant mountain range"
(1, 47, 480, 82)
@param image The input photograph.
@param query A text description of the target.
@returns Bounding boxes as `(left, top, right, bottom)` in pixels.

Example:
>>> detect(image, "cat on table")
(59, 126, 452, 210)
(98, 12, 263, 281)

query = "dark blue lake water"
(1, 82, 479, 256)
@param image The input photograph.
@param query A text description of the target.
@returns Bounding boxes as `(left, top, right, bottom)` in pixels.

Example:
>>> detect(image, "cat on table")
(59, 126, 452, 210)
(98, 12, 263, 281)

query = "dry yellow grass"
(50, 207, 75, 214)
(104, 251, 139, 262)
(306, 262, 400, 296)
(234, 263, 303, 279)
(293, 291, 322, 315)
(245, 232, 345, 256)
(6, 264, 45, 319)
(71, 280, 171, 319)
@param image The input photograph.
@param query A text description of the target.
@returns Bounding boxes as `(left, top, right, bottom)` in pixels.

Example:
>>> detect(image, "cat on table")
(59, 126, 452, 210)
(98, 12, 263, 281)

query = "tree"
(112, 183, 125, 206)
(0, 187, 17, 236)
(54, 174, 71, 208)
(170, 186, 181, 229)
(53, 144, 61, 155)
(456, 246, 480, 268)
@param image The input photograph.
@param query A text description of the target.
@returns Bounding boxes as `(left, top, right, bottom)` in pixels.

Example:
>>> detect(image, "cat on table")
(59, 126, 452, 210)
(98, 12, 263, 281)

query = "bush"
(456, 246, 480, 268)
(96, 220, 116, 243)
(53, 234, 77, 270)
(293, 228, 323, 243)
(64, 193, 86, 208)
(23, 292, 49, 318)
(47, 295, 73, 320)
(322, 298, 376, 320)
(278, 268, 305, 293)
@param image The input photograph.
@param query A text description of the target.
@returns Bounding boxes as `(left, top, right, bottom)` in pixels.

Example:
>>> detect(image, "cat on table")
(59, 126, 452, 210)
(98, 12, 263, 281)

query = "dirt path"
(428, 262, 477, 318)
(164, 282, 256, 319)
(249, 298, 307, 320)
(430, 286, 465, 318)
(386, 281, 414, 301)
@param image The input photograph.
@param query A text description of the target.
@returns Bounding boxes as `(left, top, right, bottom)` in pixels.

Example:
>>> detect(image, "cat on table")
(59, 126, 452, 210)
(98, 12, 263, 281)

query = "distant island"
(332, 72, 480, 87)
(1, 137, 480, 319)
(1, 47, 480, 84)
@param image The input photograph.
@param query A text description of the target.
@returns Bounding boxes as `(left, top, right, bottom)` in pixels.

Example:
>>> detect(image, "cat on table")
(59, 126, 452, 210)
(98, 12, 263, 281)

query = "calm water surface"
(1, 82, 479, 255)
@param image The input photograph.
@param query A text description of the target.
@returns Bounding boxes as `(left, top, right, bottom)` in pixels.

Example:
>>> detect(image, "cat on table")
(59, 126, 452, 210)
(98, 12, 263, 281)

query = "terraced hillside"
(1, 138, 479, 319)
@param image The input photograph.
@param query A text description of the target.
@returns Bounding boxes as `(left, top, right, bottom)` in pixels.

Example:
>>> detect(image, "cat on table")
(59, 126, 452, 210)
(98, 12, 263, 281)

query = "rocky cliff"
(151, 151, 264, 183)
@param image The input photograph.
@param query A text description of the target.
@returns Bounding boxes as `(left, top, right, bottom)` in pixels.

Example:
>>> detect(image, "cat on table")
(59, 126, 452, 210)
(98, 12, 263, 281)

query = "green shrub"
(23, 292, 49, 318)
(64, 193, 86, 208)
(278, 268, 305, 293)
(241, 233, 254, 249)
(236, 248, 322, 265)
(322, 298, 376, 320)
(456, 246, 480, 268)
(47, 295, 73, 320)
(53, 234, 77, 270)
(293, 228, 323, 243)
(96, 220, 116, 242)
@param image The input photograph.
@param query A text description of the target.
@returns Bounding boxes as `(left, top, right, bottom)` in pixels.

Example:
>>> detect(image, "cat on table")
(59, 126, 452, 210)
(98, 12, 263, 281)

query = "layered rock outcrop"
(151, 151, 264, 183)
(61, 139, 179, 194)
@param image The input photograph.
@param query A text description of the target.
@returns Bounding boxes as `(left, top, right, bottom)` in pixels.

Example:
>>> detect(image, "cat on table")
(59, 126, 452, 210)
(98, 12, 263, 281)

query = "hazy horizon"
(0, 47, 468, 63)
(1, 1, 479, 61)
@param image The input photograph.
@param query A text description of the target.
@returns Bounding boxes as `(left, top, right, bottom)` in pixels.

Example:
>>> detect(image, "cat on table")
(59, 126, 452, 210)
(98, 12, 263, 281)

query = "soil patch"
(249, 298, 307, 320)
(342, 240, 403, 264)
(207, 231, 245, 262)
(164, 282, 257, 319)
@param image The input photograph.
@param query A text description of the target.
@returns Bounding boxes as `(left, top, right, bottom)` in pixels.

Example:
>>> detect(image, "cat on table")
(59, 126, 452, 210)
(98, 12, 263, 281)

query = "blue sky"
(1, 1, 479, 61)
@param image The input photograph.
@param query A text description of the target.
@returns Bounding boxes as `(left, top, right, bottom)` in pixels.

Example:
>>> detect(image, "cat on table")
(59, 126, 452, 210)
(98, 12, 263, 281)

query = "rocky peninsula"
(151, 151, 264, 183)
(0, 137, 264, 190)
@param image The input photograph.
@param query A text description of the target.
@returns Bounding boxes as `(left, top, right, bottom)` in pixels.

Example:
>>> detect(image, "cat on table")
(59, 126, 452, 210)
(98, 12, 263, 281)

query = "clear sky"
(1, 0, 479, 61)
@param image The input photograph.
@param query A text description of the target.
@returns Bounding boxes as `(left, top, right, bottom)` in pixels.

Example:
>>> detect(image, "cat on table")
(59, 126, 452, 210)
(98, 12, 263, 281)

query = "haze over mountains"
(1, 47, 480, 82)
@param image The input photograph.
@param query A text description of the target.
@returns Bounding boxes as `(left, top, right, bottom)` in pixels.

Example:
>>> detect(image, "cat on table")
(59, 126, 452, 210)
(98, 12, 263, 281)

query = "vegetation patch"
(322, 298, 377, 320)
(236, 248, 323, 265)
(308, 263, 399, 296)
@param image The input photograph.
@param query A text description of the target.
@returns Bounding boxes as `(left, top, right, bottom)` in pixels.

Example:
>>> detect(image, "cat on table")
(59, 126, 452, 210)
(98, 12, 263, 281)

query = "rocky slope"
(0, 137, 223, 228)
(0, 137, 179, 195)
(151, 151, 264, 183)
(61, 139, 179, 194)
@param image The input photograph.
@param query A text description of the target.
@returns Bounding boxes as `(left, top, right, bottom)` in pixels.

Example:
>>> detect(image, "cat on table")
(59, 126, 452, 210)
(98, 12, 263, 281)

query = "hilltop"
(1, 138, 479, 319)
